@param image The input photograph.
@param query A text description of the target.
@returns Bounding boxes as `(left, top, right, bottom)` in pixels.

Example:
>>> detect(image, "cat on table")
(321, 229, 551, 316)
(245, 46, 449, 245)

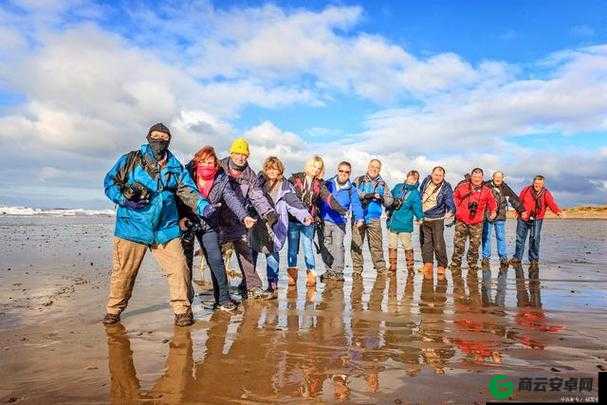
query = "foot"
(529, 260, 539, 269)
(499, 257, 509, 266)
(351, 270, 363, 279)
(481, 257, 490, 268)
(248, 287, 273, 300)
(217, 301, 238, 312)
(450, 261, 461, 270)
(287, 267, 298, 286)
(102, 313, 120, 325)
(306, 270, 317, 287)
(437, 266, 446, 274)
(174, 310, 194, 327)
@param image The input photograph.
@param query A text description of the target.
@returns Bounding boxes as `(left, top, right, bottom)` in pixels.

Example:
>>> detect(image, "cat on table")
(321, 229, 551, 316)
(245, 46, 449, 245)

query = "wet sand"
(1, 216, 606, 403)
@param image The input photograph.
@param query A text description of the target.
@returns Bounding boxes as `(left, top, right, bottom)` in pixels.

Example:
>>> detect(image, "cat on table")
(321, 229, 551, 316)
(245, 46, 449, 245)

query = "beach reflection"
(105, 264, 565, 402)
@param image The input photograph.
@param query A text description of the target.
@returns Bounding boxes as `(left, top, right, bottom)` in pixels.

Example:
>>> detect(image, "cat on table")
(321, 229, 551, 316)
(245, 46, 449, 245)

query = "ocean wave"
(0, 206, 115, 216)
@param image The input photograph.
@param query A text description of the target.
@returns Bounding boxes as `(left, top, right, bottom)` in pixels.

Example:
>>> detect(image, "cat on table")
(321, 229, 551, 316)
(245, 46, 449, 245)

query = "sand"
(1, 215, 605, 403)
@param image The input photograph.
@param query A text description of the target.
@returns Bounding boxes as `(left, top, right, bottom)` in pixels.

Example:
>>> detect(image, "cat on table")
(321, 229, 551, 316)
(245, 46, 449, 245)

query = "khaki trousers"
(106, 237, 191, 315)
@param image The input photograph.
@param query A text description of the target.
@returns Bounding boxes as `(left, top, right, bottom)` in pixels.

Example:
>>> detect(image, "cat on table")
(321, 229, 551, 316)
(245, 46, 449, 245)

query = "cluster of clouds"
(0, 0, 605, 207)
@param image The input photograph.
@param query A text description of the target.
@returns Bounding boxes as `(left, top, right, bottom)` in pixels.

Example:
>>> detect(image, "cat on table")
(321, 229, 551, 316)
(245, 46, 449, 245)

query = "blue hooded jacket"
(387, 182, 424, 233)
(353, 174, 393, 223)
(319, 176, 364, 225)
(104, 144, 210, 245)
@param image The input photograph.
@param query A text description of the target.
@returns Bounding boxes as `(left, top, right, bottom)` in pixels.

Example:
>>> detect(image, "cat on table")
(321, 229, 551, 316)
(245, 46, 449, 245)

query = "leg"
(320, 222, 335, 271)
(150, 238, 192, 315)
(401, 232, 414, 272)
(300, 224, 317, 271)
(528, 219, 543, 262)
(481, 220, 492, 259)
(181, 231, 197, 302)
(198, 230, 231, 305)
(432, 219, 448, 269)
(266, 252, 280, 289)
(332, 223, 346, 275)
(232, 237, 263, 290)
(367, 220, 387, 273)
(451, 221, 466, 267)
(350, 222, 366, 274)
(387, 231, 399, 272)
(287, 222, 301, 268)
(494, 220, 507, 261)
(513, 219, 529, 261)
(420, 221, 434, 266)
(106, 237, 147, 315)
(466, 223, 483, 268)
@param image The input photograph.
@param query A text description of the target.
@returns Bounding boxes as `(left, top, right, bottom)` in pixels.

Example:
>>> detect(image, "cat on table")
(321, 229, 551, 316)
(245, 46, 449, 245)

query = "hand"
(521, 211, 530, 221)
(488, 211, 497, 221)
(243, 216, 257, 229)
(374, 193, 381, 200)
(124, 199, 148, 210)
(356, 219, 364, 228)
(303, 216, 314, 226)
(416, 219, 423, 225)
(201, 203, 216, 218)
(445, 211, 453, 219)
(179, 217, 190, 231)
(264, 211, 279, 228)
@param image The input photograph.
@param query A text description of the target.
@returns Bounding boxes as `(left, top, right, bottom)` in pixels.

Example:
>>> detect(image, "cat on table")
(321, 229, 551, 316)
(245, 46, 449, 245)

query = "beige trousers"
(388, 231, 413, 250)
(106, 237, 191, 315)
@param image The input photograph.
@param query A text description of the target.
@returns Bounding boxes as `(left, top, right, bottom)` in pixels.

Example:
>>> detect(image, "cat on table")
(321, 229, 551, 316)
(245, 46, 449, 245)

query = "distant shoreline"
(506, 205, 607, 220)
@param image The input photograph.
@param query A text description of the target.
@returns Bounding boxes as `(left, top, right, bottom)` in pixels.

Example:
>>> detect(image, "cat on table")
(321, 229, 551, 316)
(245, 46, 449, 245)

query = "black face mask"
(147, 138, 170, 161)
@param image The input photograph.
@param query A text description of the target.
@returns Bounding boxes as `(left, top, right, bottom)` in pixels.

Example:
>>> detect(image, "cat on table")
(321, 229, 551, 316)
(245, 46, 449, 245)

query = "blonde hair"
(263, 156, 285, 179)
(304, 155, 325, 178)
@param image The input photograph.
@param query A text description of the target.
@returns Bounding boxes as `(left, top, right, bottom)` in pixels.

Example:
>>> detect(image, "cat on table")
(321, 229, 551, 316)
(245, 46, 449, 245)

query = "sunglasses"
(338, 170, 351, 174)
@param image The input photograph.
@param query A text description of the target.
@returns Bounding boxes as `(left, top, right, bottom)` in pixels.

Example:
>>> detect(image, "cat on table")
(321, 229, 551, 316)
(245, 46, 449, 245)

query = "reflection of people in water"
(105, 323, 194, 404)
(513, 263, 563, 349)
(418, 271, 453, 373)
(451, 269, 503, 365)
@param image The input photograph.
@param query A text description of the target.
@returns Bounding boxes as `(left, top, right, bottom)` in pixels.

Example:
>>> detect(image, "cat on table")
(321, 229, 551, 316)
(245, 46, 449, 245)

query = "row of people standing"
(101, 123, 562, 327)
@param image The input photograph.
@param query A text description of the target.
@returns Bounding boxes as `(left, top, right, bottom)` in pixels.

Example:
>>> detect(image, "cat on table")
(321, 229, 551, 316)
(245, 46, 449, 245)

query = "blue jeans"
(481, 220, 507, 260)
(287, 221, 316, 270)
(514, 219, 543, 261)
(195, 229, 230, 305)
(253, 251, 280, 286)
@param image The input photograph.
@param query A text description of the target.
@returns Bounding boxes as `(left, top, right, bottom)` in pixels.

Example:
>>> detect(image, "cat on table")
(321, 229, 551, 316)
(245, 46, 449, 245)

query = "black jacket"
(483, 180, 523, 221)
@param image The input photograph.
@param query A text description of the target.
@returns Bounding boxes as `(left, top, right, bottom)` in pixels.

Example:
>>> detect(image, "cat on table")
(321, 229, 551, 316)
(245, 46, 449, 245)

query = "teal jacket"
(387, 183, 424, 233)
(104, 144, 210, 245)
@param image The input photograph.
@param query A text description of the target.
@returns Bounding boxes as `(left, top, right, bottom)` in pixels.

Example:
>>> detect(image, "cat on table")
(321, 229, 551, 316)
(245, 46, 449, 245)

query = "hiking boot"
(499, 257, 509, 267)
(102, 313, 120, 325)
(509, 257, 521, 265)
(481, 257, 490, 268)
(351, 270, 363, 279)
(287, 267, 298, 286)
(437, 266, 446, 275)
(306, 270, 317, 287)
(248, 287, 273, 300)
(174, 310, 194, 327)
(529, 260, 539, 270)
(388, 248, 398, 272)
(450, 261, 461, 270)
(217, 301, 238, 312)
(332, 272, 345, 282)
(404, 249, 414, 273)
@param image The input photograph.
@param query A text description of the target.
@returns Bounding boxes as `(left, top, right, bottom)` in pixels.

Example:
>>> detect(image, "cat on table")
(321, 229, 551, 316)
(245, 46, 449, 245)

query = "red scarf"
(195, 163, 218, 198)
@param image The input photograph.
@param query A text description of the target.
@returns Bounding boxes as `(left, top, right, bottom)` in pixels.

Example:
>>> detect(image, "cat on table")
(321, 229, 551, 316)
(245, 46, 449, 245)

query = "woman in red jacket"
(511, 175, 563, 267)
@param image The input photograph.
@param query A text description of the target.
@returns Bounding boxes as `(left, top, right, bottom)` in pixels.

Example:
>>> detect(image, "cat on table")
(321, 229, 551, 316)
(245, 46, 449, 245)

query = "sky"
(0, 0, 606, 208)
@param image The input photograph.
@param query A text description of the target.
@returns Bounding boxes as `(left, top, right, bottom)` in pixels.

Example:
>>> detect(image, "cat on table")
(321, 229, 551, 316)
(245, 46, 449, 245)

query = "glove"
(264, 211, 279, 228)
(123, 199, 148, 210)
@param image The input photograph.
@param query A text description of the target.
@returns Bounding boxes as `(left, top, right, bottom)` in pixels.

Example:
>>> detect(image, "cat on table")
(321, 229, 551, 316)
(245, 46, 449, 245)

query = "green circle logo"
(488, 375, 513, 400)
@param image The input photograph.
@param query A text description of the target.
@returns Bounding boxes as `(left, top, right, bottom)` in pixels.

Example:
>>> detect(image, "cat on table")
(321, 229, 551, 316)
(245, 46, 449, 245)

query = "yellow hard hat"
(229, 137, 250, 156)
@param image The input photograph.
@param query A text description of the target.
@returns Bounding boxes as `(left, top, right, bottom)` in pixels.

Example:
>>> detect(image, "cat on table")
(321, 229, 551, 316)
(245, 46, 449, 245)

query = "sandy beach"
(1, 215, 605, 403)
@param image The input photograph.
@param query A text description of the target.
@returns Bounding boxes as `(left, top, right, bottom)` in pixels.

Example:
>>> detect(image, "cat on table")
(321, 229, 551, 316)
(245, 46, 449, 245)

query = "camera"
(468, 201, 479, 216)
(123, 182, 151, 203)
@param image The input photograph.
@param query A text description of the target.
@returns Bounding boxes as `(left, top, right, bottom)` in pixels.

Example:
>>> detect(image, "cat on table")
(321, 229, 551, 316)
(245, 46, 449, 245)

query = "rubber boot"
(306, 270, 317, 287)
(422, 262, 433, 277)
(404, 249, 414, 273)
(287, 267, 298, 286)
(388, 248, 398, 272)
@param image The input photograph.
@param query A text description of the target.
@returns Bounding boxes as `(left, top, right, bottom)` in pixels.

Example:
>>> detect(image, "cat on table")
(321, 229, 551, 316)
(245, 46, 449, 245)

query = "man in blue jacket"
(102, 123, 214, 327)
(419, 166, 455, 275)
(319, 161, 364, 281)
(351, 159, 394, 276)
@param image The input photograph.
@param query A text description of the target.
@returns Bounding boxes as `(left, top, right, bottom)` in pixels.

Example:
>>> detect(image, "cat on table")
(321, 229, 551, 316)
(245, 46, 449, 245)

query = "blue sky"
(0, 0, 606, 208)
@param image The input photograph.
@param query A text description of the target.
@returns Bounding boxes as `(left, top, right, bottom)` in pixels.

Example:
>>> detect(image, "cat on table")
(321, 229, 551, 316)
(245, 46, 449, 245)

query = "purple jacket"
(254, 175, 309, 252)
(218, 157, 275, 241)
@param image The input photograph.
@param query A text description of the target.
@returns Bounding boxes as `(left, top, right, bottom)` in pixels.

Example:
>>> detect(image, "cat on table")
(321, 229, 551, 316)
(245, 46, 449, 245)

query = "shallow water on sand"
(0, 217, 605, 403)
